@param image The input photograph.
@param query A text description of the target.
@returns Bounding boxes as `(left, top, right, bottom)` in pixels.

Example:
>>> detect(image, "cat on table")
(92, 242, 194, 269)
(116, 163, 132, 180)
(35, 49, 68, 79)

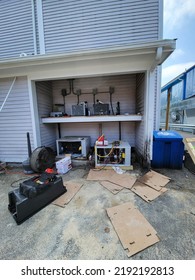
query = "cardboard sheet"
(138, 170, 170, 191)
(52, 181, 83, 208)
(100, 181, 124, 194)
(131, 181, 167, 202)
(87, 169, 117, 181)
(87, 169, 136, 190)
(106, 202, 160, 257)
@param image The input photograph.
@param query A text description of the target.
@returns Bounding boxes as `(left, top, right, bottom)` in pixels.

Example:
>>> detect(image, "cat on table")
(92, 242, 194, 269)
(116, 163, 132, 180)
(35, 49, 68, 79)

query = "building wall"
(36, 81, 56, 149)
(0, 0, 162, 162)
(37, 74, 138, 148)
(42, 0, 159, 54)
(0, 0, 34, 59)
(0, 76, 34, 162)
(0, 0, 160, 59)
(160, 65, 195, 127)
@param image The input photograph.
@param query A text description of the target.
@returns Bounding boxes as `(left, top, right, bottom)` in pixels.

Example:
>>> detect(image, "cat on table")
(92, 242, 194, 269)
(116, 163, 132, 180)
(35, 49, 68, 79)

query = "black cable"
(11, 177, 34, 188)
(110, 92, 114, 115)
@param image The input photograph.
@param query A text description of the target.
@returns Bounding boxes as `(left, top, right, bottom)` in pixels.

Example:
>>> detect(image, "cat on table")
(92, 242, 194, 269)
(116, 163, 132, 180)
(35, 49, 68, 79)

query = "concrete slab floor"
(0, 164, 194, 260)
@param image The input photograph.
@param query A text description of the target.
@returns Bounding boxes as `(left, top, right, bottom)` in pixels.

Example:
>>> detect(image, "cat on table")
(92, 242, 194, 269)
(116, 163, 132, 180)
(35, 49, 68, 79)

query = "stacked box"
(55, 156, 72, 174)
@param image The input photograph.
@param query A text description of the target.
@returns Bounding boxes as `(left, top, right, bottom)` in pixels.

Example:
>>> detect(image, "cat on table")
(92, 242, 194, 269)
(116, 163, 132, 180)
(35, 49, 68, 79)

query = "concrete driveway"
(0, 164, 194, 260)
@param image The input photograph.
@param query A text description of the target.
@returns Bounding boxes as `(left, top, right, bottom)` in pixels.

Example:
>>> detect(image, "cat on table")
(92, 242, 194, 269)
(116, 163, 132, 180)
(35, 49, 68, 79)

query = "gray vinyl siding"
(49, 74, 137, 146)
(36, 81, 56, 149)
(42, 0, 159, 54)
(135, 73, 145, 156)
(0, 76, 34, 162)
(0, 0, 34, 59)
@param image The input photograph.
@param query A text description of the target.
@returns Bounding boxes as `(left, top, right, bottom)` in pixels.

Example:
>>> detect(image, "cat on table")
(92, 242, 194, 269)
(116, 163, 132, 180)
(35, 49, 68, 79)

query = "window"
(186, 67, 195, 98)
(171, 81, 183, 103)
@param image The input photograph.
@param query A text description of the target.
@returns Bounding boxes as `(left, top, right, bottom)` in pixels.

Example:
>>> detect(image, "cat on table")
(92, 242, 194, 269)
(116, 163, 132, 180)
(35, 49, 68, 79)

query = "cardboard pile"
(131, 170, 170, 202)
(53, 168, 170, 257)
(87, 168, 171, 257)
(87, 169, 170, 202)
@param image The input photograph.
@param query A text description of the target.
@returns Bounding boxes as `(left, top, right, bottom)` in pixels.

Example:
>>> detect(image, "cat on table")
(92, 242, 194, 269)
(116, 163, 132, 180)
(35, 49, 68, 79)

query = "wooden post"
(165, 87, 171, 130)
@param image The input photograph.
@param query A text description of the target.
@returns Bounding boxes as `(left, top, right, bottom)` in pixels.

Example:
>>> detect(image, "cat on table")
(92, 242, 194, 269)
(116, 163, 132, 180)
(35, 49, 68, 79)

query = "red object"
(45, 168, 55, 174)
(98, 134, 104, 141)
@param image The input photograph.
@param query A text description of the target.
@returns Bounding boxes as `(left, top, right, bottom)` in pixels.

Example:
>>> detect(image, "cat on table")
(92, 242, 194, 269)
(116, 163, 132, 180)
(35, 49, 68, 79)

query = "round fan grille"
(30, 147, 55, 172)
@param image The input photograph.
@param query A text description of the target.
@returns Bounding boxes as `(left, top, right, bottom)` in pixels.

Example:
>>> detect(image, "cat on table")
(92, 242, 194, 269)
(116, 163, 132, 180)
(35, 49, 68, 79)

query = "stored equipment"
(72, 102, 88, 116)
(93, 103, 109, 115)
(152, 130, 184, 169)
(8, 172, 66, 224)
(95, 141, 131, 167)
(56, 136, 91, 158)
(50, 111, 63, 117)
(30, 146, 56, 173)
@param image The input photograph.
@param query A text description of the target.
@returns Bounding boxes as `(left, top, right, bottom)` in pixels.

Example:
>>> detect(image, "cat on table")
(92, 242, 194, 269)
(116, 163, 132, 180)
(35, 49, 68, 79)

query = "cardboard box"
(56, 156, 72, 174)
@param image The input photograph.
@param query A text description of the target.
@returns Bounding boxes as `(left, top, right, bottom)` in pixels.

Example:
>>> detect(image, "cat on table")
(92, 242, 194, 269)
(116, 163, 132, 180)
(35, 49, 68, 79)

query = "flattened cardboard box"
(100, 181, 123, 194)
(138, 170, 170, 191)
(87, 169, 136, 189)
(131, 181, 167, 202)
(106, 202, 160, 257)
(52, 181, 83, 207)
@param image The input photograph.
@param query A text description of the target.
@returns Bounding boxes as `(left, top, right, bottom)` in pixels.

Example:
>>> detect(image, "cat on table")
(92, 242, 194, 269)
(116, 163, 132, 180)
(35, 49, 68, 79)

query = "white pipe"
(0, 77, 16, 112)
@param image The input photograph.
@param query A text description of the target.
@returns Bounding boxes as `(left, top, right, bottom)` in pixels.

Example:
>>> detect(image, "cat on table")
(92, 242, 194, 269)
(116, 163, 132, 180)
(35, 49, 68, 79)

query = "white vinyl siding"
(42, 0, 159, 54)
(0, 0, 34, 59)
(0, 77, 34, 162)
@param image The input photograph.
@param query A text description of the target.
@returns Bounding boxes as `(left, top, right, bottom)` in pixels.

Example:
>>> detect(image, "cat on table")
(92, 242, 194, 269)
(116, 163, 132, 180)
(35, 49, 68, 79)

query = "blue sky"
(162, 0, 195, 86)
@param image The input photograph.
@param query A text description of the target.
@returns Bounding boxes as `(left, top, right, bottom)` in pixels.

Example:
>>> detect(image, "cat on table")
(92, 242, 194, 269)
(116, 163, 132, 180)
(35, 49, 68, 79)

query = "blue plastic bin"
(152, 130, 184, 169)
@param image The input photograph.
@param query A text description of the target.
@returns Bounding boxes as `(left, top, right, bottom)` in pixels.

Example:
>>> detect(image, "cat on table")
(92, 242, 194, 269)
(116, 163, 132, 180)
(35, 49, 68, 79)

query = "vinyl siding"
(49, 74, 137, 146)
(34, 0, 40, 54)
(42, 0, 159, 54)
(36, 81, 56, 149)
(0, 77, 34, 162)
(135, 73, 145, 155)
(0, 0, 34, 59)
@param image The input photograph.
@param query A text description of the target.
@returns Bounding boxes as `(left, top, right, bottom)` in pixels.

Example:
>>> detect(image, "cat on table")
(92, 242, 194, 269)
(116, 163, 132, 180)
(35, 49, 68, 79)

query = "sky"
(162, 0, 195, 86)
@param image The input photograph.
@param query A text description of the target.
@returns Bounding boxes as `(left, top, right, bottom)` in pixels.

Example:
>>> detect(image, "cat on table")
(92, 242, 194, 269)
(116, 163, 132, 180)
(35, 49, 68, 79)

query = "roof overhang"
(0, 39, 176, 80)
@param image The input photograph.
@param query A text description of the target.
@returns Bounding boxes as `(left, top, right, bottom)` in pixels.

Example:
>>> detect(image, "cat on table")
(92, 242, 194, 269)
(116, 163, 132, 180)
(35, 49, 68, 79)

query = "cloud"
(164, 0, 195, 31)
(162, 62, 195, 86)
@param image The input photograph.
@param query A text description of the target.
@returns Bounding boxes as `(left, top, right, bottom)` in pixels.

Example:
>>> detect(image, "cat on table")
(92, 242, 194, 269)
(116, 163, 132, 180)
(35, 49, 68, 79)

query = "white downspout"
(144, 70, 155, 164)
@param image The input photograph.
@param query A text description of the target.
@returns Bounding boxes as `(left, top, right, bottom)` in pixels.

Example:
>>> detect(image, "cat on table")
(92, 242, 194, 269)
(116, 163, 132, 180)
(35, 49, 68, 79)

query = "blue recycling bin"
(152, 130, 184, 169)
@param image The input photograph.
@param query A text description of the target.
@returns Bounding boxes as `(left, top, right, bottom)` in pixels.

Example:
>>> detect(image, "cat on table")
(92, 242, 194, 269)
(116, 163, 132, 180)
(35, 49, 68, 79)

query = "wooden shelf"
(41, 114, 142, 124)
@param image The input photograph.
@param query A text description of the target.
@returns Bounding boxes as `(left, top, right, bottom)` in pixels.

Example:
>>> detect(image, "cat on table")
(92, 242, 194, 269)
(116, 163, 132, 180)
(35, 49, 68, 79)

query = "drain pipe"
(0, 77, 16, 112)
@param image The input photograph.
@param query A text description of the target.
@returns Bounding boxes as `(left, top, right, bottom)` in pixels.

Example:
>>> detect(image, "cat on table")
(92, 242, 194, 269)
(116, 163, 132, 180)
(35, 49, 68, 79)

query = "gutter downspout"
(150, 46, 163, 71)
